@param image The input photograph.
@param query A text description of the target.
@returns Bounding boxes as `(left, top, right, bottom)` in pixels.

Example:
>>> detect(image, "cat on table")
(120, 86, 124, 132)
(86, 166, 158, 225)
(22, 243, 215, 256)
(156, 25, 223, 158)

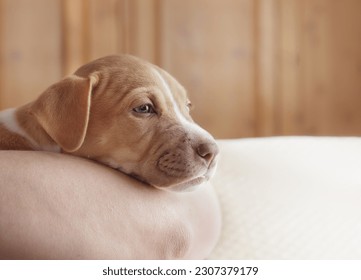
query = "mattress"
(209, 137, 361, 259)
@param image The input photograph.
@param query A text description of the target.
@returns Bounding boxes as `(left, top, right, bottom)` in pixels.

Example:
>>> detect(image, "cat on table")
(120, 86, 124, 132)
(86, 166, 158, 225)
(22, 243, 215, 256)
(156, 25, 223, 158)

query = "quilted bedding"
(209, 137, 361, 259)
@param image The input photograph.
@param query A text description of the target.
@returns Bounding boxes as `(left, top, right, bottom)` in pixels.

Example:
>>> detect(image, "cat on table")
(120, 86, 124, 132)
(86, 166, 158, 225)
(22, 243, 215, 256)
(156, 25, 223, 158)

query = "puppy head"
(31, 55, 219, 191)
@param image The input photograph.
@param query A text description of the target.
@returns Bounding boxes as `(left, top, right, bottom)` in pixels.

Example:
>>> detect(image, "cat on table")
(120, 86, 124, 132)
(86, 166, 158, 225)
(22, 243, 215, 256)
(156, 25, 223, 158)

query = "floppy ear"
(30, 74, 99, 152)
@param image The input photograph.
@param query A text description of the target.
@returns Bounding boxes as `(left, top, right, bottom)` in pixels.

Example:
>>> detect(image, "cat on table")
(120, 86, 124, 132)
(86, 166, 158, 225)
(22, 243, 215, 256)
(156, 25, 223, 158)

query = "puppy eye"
(133, 104, 155, 114)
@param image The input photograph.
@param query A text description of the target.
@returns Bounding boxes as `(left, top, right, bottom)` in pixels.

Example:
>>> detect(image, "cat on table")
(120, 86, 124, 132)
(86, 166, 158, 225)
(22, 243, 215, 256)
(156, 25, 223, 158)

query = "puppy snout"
(196, 142, 219, 166)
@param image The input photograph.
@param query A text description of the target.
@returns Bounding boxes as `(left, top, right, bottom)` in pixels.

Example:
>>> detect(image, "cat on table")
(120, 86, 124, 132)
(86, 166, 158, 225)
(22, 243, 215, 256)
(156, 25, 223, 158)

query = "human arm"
(0, 151, 221, 259)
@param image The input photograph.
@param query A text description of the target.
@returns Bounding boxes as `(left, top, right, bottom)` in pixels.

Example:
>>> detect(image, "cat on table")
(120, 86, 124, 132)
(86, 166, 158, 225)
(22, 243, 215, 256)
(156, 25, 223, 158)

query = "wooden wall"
(0, 0, 360, 138)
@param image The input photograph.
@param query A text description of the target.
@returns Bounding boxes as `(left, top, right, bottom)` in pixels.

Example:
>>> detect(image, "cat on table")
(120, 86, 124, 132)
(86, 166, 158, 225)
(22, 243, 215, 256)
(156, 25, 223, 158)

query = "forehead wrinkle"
(121, 86, 162, 107)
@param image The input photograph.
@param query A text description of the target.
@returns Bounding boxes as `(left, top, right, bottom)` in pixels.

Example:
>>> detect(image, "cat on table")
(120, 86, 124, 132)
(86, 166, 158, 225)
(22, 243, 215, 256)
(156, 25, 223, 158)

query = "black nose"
(196, 142, 219, 165)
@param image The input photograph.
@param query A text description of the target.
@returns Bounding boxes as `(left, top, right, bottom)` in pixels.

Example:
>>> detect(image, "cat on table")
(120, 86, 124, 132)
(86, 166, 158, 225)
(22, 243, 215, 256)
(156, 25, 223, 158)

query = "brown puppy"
(0, 55, 219, 191)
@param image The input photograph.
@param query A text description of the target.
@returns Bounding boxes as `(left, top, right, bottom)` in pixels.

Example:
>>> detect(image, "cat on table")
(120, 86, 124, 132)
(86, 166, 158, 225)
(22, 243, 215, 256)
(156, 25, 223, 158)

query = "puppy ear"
(30, 74, 99, 152)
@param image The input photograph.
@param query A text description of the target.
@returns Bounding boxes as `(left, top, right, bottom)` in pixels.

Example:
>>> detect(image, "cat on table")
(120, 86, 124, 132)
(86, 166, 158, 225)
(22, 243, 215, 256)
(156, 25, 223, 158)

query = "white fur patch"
(0, 108, 37, 145)
(152, 68, 188, 123)
(151, 67, 214, 140)
(0, 108, 60, 152)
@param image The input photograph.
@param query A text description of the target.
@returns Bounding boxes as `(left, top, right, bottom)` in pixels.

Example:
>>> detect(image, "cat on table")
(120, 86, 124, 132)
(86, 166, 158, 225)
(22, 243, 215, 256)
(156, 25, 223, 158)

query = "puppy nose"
(196, 142, 219, 165)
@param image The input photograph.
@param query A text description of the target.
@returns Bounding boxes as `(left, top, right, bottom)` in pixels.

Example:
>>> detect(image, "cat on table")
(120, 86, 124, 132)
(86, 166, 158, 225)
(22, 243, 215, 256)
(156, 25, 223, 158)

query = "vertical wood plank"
(159, 0, 256, 138)
(88, 0, 120, 59)
(254, 0, 280, 136)
(117, 0, 131, 53)
(126, 0, 159, 64)
(0, 0, 4, 108)
(329, 0, 361, 135)
(301, 0, 333, 135)
(61, 0, 160, 71)
(278, 0, 304, 135)
(61, 0, 90, 75)
(1, 0, 361, 137)
(0, 0, 62, 109)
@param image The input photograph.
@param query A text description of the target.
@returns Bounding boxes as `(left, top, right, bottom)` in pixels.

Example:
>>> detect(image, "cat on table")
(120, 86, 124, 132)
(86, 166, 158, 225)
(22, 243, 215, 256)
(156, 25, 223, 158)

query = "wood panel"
(123, 0, 160, 64)
(328, 0, 361, 135)
(159, 0, 256, 138)
(61, 0, 159, 74)
(276, 0, 361, 136)
(301, 0, 335, 135)
(61, 0, 90, 74)
(278, 0, 304, 135)
(0, 0, 62, 108)
(254, 0, 280, 135)
(1, 0, 361, 137)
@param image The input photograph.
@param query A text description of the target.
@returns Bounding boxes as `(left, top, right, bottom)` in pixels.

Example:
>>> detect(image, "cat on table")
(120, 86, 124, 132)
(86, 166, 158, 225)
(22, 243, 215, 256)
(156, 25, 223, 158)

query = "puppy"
(0, 55, 219, 191)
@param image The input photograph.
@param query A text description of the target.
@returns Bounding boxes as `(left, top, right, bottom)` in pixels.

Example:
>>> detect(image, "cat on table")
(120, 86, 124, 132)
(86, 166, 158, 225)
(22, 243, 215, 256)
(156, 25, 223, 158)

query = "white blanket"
(209, 137, 361, 259)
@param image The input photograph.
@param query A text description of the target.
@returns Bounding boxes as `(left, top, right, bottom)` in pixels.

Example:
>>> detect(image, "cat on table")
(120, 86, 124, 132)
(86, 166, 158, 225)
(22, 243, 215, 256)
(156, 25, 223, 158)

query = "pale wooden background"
(0, 0, 360, 138)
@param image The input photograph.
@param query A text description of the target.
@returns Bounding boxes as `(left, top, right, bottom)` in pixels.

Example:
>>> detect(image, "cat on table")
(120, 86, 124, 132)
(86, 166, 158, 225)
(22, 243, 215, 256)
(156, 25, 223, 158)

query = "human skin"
(0, 151, 221, 259)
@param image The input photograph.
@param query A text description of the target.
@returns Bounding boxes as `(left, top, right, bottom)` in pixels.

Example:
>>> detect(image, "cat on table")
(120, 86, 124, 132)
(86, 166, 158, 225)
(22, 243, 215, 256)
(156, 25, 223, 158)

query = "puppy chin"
(154, 176, 208, 192)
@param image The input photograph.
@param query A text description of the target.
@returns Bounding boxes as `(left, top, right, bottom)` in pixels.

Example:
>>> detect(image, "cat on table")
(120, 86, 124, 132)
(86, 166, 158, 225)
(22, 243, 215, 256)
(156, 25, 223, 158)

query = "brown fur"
(0, 124, 33, 150)
(0, 54, 219, 190)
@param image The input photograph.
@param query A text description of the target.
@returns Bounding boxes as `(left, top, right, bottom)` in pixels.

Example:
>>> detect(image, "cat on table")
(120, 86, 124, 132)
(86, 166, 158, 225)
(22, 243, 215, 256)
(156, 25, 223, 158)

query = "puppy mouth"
(121, 153, 217, 190)
(97, 155, 216, 191)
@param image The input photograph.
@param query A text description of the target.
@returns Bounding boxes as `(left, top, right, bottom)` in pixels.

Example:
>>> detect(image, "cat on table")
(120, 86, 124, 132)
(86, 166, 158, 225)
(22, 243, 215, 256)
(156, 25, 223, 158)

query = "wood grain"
(254, 0, 280, 136)
(159, 0, 256, 138)
(0, 0, 62, 108)
(0, 0, 360, 137)
(61, 0, 90, 75)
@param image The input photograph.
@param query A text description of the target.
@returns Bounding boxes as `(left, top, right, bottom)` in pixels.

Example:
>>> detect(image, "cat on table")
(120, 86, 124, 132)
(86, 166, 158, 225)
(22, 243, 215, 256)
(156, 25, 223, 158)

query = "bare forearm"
(0, 151, 221, 259)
